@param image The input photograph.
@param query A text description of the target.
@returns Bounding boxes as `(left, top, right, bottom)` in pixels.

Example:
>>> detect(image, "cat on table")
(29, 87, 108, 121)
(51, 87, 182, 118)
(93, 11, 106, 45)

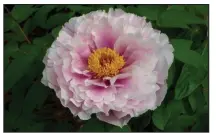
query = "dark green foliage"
(4, 4, 209, 132)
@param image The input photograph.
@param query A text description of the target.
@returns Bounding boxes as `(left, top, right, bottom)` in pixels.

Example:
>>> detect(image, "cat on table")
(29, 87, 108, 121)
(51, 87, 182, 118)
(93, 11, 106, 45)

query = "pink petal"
(96, 112, 131, 128)
(85, 79, 108, 88)
(154, 56, 169, 84)
(86, 86, 105, 102)
(155, 84, 168, 106)
(78, 111, 91, 120)
(91, 25, 118, 49)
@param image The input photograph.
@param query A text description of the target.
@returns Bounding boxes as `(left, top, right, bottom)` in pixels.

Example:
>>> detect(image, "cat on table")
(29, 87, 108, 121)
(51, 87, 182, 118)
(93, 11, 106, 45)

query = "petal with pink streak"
(70, 98, 82, 107)
(91, 25, 118, 49)
(113, 111, 128, 119)
(97, 112, 131, 128)
(70, 52, 88, 74)
(83, 99, 94, 108)
(67, 102, 80, 115)
(84, 79, 108, 88)
(103, 73, 131, 86)
(70, 73, 88, 86)
(113, 35, 138, 56)
(86, 86, 104, 102)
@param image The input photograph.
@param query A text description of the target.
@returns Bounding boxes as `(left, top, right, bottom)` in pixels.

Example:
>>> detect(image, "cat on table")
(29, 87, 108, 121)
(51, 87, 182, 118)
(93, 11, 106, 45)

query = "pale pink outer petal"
(155, 84, 168, 106)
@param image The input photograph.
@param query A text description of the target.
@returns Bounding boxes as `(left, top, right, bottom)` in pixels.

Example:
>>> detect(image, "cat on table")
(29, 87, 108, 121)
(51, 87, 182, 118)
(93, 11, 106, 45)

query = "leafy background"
(4, 4, 209, 132)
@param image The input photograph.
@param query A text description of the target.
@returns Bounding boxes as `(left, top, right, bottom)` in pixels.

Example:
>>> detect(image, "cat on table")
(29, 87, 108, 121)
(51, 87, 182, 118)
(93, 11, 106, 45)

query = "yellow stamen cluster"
(88, 47, 125, 78)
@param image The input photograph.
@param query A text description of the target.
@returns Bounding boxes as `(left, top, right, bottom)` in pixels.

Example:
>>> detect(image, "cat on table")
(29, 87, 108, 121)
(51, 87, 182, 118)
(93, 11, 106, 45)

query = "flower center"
(88, 47, 125, 78)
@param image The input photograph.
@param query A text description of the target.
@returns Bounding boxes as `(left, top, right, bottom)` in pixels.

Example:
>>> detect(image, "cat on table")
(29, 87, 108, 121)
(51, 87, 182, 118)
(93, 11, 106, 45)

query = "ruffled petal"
(97, 112, 131, 128)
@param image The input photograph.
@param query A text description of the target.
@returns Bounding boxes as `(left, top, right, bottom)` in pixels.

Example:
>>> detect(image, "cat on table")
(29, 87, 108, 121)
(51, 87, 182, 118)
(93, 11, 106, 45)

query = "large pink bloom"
(41, 8, 174, 127)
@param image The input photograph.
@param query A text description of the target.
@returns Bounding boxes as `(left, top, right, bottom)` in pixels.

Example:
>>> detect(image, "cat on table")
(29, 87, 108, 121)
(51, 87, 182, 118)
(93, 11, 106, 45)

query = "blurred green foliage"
(4, 4, 209, 132)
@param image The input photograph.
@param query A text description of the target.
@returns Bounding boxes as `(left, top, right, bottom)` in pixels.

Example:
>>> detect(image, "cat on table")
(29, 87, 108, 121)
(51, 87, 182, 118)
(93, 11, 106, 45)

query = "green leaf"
(202, 74, 209, 89)
(10, 61, 44, 97)
(203, 89, 209, 105)
(158, 10, 205, 28)
(167, 5, 186, 11)
(5, 24, 27, 43)
(32, 5, 57, 28)
(33, 34, 54, 48)
(110, 125, 131, 132)
(14, 113, 35, 131)
(176, 50, 204, 68)
(171, 39, 192, 50)
(4, 35, 52, 91)
(127, 5, 166, 20)
(79, 118, 105, 132)
(23, 122, 45, 132)
(202, 75, 209, 104)
(4, 55, 9, 71)
(202, 41, 209, 70)
(152, 105, 170, 130)
(188, 93, 196, 112)
(96, 5, 114, 12)
(24, 18, 36, 35)
(171, 39, 204, 68)
(46, 13, 69, 29)
(166, 100, 184, 117)
(22, 82, 49, 114)
(4, 41, 19, 57)
(174, 65, 207, 100)
(167, 62, 175, 88)
(51, 26, 62, 38)
(138, 111, 151, 130)
(19, 43, 33, 53)
(4, 32, 25, 42)
(56, 5, 67, 12)
(9, 43, 36, 59)
(128, 111, 151, 131)
(4, 14, 16, 32)
(165, 115, 195, 131)
(8, 61, 44, 126)
(188, 88, 206, 113)
(4, 42, 27, 60)
(67, 5, 95, 13)
(191, 112, 209, 132)
(195, 5, 209, 16)
(11, 5, 37, 23)
(182, 97, 194, 115)
(5, 110, 20, 130)
(4, 54, 36, 91)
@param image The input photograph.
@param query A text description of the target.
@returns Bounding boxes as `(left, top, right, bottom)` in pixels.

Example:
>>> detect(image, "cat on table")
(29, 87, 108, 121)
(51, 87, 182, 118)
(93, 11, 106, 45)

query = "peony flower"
(41, 8, 174, 127)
